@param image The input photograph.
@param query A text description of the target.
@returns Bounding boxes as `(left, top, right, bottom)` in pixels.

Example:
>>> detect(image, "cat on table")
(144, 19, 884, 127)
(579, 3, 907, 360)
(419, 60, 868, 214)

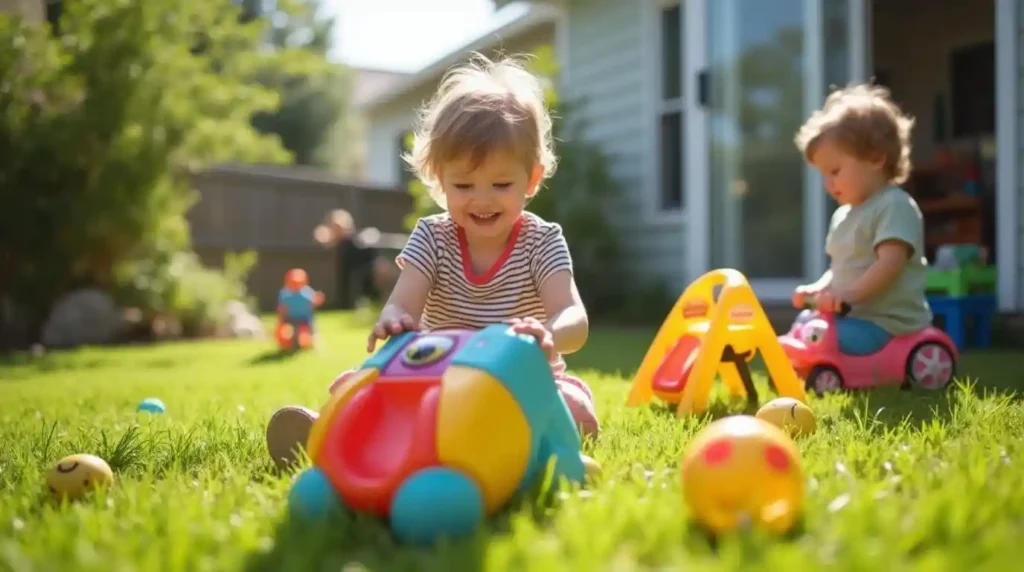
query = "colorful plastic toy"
(778, 303, 957, 395)
(755, 397, 816, 438)
(627, 269, 807, 417)
(276, 268, 325, 350)
(287, 325, 593, 545)
(681, 415, 804, 536)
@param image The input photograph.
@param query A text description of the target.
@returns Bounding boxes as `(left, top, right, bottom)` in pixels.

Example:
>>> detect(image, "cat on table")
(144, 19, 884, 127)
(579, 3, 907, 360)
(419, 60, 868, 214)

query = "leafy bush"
(250, 0, 360, 175)
(0, 0, 328, 345)
(114, 248, 258, 338)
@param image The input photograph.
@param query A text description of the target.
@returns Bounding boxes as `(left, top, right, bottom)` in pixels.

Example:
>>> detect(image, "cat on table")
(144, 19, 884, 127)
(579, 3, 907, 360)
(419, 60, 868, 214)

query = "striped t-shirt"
(396, 211, 574, 367)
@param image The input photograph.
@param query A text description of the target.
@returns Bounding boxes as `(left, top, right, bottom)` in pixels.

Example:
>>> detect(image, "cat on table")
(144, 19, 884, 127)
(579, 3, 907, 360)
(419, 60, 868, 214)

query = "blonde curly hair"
(795, 83, 915, 185)
(403, 53, 558, 209)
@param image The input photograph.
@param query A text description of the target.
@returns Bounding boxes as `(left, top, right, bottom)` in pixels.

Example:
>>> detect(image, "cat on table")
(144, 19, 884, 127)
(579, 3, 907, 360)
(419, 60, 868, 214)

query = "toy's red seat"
(318, 380, 441, 516)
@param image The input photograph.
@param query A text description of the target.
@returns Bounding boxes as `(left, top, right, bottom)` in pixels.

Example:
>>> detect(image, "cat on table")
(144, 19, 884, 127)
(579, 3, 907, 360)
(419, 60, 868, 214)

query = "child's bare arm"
(538, 270, 589, 355)
(840, 240, 910, 304)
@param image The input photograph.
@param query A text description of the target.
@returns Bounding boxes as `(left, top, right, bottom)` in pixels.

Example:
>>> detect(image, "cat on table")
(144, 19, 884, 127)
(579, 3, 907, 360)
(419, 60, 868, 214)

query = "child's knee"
(557, 375, 594, 403)
(557, 377, 600, 440)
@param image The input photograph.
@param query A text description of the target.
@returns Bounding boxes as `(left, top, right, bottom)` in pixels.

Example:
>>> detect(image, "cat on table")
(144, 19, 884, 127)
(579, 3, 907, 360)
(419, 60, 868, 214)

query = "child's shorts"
(835, 318, 891, 355)
(328, 369, 600, 440)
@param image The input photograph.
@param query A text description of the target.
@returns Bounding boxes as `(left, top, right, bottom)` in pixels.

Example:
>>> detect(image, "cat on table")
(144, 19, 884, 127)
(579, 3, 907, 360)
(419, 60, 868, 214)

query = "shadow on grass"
(243, 473, 577, 572)
(831, 348, 1024, 427)
(243, 515, 490, 572)
(248, 348, 302, 365)
(645, 389, 776, 422)
(0, 352, 110, 382)
(835, 385, 956, 427)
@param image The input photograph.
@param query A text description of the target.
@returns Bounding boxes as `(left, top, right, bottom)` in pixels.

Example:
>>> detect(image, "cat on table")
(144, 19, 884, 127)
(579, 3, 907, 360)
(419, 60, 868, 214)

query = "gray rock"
(41, 289, 122, 348)
(223, 300, 265, 339)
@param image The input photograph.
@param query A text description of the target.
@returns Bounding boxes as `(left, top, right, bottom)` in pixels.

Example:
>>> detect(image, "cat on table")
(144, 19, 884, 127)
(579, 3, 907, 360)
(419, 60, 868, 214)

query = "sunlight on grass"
(3, 311, 1024, 570)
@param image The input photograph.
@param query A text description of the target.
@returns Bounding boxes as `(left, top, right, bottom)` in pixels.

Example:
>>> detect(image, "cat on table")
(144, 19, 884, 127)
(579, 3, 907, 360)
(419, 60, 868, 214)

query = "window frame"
(646, 0, 686, 223)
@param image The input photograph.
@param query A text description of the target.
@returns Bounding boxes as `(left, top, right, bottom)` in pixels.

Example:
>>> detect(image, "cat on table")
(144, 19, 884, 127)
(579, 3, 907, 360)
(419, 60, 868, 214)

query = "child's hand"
(814, 289, 844, 313)
(791, 286, 811, 309)
(367, 311, 419, 352)
(508, 317, 557, 362)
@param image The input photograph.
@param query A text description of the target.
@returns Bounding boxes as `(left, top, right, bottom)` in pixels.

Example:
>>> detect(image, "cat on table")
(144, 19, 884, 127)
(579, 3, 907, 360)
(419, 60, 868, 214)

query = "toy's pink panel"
(841, 337, 917, 388)
(380, 330, 477, 378)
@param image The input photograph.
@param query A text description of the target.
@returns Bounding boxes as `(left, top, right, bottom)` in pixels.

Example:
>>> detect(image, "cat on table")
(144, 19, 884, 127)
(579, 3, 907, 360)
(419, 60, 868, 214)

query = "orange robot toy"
(276, 268, 325, 350)
(286, 325, 594, 545)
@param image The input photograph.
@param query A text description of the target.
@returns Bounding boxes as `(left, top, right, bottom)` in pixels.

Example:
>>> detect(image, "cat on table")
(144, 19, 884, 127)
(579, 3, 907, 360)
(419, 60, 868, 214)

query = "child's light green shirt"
(826, 186, 933, 335)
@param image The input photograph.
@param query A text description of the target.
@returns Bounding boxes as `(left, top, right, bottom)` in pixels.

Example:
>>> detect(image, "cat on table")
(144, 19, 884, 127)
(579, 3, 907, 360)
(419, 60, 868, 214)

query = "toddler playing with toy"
(790, 83, 932, 356)
(266, 54, 599, 469)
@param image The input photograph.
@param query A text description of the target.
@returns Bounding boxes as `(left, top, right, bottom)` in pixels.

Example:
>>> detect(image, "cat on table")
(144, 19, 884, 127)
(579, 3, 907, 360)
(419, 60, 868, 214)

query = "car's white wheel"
(807, 365, 843, 396)
(906, 342, 956, 390)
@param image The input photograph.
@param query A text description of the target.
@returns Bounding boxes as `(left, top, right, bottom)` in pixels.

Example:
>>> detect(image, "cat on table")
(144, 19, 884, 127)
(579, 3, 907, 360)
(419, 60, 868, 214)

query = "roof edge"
(358, 4, 561, 112)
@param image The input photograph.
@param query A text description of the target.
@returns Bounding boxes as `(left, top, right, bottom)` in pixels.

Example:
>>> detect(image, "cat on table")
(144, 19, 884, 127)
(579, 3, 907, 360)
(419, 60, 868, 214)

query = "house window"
(658, 2, 684, 212)
(950, 42, 995, 138)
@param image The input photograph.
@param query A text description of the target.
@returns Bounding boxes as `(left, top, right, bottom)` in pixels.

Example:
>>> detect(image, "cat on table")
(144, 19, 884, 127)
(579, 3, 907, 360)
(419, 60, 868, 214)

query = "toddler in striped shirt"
(266, 54, 599, 469)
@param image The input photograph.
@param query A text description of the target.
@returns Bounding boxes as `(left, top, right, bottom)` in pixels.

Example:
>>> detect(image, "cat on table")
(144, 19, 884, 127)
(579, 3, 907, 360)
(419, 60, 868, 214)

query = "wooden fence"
(188, 163, 413, 311)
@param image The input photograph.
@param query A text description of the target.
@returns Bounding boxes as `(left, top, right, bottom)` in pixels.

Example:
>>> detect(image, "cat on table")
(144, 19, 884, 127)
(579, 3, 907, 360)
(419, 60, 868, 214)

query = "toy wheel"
(806, 365, 843, 396)
(905, 342, 956, 390)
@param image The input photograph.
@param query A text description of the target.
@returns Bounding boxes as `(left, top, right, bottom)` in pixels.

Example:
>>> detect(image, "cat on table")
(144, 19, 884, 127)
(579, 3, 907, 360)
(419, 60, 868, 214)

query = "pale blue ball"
(137, 398, 166, 414)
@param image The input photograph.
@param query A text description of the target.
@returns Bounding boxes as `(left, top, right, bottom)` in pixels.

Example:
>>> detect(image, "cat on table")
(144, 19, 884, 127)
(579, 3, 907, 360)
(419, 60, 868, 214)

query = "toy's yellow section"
(628, 268, 806, 416)
(436, 365, 531, 514)
(675, 270, 806, 416)
(718, 360, 750, 397)
(628, 271, 720, 406)
(306, 368, 378, 463)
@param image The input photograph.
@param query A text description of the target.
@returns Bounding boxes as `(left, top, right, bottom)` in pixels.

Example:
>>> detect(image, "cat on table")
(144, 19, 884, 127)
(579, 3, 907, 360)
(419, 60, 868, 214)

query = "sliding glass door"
(684, 0, 867, 300)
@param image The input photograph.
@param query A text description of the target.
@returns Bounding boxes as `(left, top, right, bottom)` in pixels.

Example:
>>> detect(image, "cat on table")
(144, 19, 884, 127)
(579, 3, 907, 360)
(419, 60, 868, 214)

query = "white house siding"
(0, 0, 44, 21)
(562, 0, 688, 292)
(362, 22, 557, 189)
(1017, 0, 1024, 308)
(364, 89, 430, 188)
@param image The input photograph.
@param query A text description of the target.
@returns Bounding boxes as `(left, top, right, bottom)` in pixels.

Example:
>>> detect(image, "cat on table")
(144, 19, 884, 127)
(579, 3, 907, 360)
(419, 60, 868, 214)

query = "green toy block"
(926, 265, 998, 297)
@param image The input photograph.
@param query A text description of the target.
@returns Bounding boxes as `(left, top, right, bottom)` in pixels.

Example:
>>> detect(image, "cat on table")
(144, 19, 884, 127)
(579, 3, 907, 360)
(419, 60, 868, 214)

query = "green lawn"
(3, 310, 1024, 571)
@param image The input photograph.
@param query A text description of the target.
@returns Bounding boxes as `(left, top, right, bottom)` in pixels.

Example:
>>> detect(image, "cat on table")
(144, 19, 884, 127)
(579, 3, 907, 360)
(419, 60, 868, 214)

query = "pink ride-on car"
(778, 303, 958, 396)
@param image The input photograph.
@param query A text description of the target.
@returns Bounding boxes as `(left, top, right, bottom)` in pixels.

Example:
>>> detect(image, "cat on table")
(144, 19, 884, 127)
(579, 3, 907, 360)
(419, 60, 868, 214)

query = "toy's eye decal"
(702, 440, 733, 466)
(402, 335, 455, 366)
(763, 444, 791, 472)
(801, 319, 828, 345)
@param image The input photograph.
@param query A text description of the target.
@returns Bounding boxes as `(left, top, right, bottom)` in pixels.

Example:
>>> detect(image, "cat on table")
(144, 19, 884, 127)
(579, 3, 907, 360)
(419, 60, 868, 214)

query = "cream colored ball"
(755, 397, 817, 438)
(46, 454, 114, 501)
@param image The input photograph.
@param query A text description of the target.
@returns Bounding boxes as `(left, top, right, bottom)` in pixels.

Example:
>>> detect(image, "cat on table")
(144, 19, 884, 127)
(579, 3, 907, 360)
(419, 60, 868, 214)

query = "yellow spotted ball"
(681, 415, 804, 536)
(46, 454, 114, 501)
(756, 397, 816, 437)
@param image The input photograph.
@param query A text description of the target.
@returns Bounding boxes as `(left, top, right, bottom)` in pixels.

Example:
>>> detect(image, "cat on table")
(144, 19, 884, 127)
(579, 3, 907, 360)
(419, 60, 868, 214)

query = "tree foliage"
(0, 0, 326, 342)
(248, 0, 359, 174)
